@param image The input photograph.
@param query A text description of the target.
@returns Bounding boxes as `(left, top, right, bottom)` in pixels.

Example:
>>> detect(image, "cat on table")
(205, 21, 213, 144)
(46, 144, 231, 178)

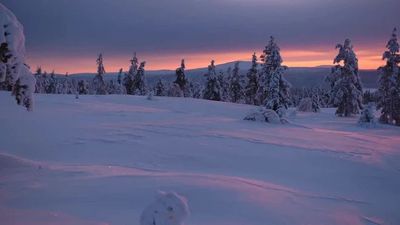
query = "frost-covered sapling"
(140, 191, 190, 225)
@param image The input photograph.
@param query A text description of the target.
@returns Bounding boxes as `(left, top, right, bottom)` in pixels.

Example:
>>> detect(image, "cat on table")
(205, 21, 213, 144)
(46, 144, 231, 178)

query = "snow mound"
(140, 191, 190, 225)
(244, 107, 281, 124)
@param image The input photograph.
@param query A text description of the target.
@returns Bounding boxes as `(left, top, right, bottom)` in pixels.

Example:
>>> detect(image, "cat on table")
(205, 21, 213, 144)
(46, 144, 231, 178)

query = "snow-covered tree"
(47, 70, 56, 94)
(326, 39, 363, 117)
(377, 28, 400, 126)
(133, 61, 147, 95)
(117, 68, 123, 86)
(78, 80, 89, 94)
(0, 3, 35, 110)
(229, 62, 244, 103)
(124, 53, 138, 95)
(259, 36, 291, 117)
(173, 59, 189, 96)
(203, 60, 221, 101)
(218, 71, 229, 101)
(114, 68, 125, 94)
(93, 54, 107, 95)
(155, 79, 166, 96)
(33, 66, 43, 93)
(140, 191, 190, 225)
(311, 87, 321, 112)
(190, 81, 203, 99)
(245, 53, 259, 105)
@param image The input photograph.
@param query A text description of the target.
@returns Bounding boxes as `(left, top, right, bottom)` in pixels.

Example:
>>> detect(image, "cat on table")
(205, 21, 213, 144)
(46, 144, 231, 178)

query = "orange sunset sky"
(27, 47, 384, 74)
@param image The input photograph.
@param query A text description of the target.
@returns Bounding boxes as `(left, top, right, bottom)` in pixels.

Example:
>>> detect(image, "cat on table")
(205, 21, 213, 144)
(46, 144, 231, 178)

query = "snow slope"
(0, 92, 399, 225)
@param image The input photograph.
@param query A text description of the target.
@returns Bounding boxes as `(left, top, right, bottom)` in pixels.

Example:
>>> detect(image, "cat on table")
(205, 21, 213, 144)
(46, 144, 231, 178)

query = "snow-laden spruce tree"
(229, 62, 244, 103)
(78, 80, 89, 94)
(326, 39, 363, 117)
(245, 53, 259, 105)
(47, 70, 56, 94)
(218, 71, 230, 102)
(93, 54, 107, 95)
(173, 59, 189, 97)
(140, 191, 190, 225)
(115, 68, 125, 94)
(377, 28, 400, 125)
(203, 60, 222, 101)
(124, 53, 138, 95)
(155, 79, 166, 96)
(311, 87, 321, 112)
(133, 61, 147, 95)
(259, 36, 291, 117)
(0, 3, 35, 110)
(190, 81, 203, 99)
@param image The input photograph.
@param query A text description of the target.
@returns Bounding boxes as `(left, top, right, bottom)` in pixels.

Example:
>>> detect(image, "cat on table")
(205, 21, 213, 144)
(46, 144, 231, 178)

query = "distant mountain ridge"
(60, 61, 379, 88)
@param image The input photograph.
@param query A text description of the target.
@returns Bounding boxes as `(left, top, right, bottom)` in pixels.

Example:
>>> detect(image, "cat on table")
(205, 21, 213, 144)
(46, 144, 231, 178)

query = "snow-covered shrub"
(358, 103, 376, 127)
(0, 3, 35, 110)
(147, 91, 154, 100)
(297, 97, 320, 112)
(140, 191, 190, 225)
(297, 97, 313, 112)
(169, 83, 184, 97)
(244, 107, 281, 124)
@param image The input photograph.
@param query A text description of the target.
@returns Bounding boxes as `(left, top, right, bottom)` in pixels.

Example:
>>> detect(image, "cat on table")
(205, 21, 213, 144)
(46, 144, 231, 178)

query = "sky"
(2, 0, 400, 73)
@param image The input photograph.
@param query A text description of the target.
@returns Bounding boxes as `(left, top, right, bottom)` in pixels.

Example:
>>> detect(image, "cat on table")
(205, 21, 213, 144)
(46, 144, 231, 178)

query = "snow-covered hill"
(0, 92, 399, 225)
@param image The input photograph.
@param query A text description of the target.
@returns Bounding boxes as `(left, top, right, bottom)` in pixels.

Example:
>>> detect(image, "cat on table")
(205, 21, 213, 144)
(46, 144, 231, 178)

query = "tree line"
(3, 29, 399, 126)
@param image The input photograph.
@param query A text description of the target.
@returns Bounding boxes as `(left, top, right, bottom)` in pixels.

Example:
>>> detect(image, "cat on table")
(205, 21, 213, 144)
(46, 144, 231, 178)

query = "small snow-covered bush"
(358, 103, 376, 127)
(140, 191, 190, 225)
(297, 97, 319, 112)
(147, 91, 154, 100)
(244, 107, 281, 124)
(297, 97, 312, 112)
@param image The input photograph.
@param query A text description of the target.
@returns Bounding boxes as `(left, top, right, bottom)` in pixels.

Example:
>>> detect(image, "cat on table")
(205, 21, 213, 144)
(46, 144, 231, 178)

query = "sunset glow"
(27, 47, 384, 74)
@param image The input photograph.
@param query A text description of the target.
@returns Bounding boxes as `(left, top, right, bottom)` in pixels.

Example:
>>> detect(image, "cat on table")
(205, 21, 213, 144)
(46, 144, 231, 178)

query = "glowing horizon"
(27, 47, 384, 74)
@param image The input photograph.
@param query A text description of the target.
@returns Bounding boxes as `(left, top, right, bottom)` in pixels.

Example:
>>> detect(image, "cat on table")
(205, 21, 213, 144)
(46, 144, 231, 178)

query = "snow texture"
(0, 93, 400, 225)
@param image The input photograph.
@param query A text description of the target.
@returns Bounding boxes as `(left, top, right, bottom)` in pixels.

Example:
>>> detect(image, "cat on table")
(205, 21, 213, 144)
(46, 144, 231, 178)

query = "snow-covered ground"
(1, 92, 399, 225)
